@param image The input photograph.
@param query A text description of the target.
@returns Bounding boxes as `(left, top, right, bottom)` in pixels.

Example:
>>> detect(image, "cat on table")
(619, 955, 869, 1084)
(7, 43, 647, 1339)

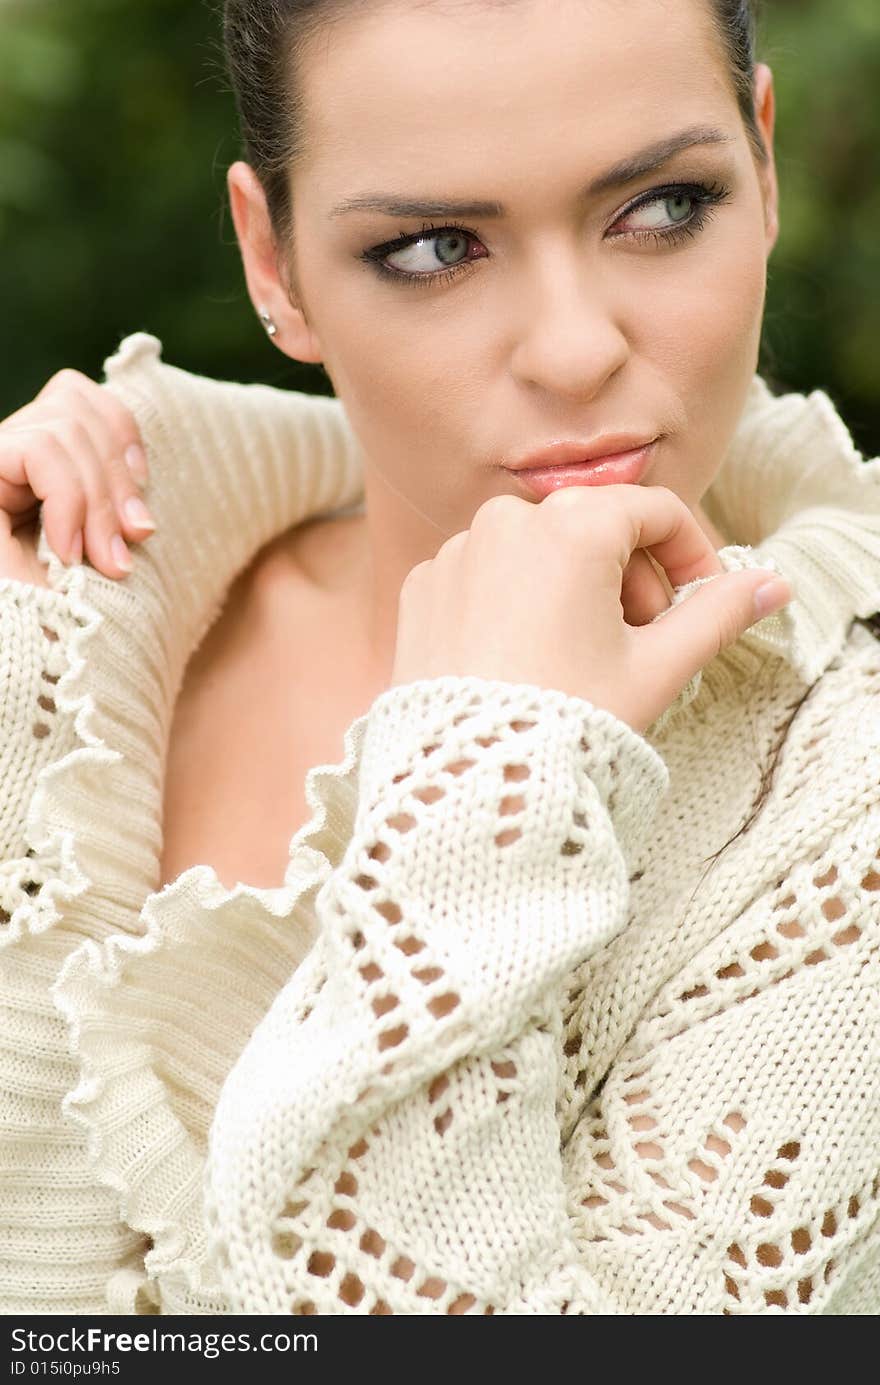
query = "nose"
(509, 244, 630, 400)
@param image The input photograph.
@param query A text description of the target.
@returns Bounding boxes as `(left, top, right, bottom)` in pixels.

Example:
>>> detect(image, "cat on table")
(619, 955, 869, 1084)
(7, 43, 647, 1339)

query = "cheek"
(320, 296, 484, 459)
(638, 225, 767, 385)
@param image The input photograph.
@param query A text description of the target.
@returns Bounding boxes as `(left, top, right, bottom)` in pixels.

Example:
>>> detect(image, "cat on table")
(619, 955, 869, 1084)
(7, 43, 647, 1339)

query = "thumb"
(640, 567, 793, 688)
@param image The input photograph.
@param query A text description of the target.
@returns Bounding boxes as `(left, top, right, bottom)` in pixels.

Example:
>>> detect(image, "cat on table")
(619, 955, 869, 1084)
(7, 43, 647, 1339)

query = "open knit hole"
(327, 1209, 356, 1231)
(491, 1056, 517, 1105)
(292, 1300, 318, 1315)
(377, 1023, 408, 1051)
(443, 757, 476, 778)
(360, 1228, 385, 1257)
(387, 811, 417, 834)
(448, 1293, 476, 1314)
(416, 1277, 446, 1299)
(307, 1250, 335, 1277)
(428, 993, 461, 1018)
(495, 825, 523, 847)
(721, 1149, 863, 1311)
(272, 1230, 303, 1258)
(339, 1273, 365, 1307)
(395, 935, 425, 955)
(390, 1255, 415, 1282)
(429, 1072, 453, 1135)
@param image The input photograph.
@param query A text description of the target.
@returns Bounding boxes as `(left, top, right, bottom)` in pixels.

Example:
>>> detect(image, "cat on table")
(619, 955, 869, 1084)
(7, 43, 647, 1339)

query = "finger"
(619, 548, 673, 626)
(40, 488, 86, 568)
(0, 427, 54, 499)
(625, 485, 725, 589)
(79, 479, 133, 578)
(37, 368, 144, 481)
(638, 567, 793, 706)
(13, 425, 127, 577)
(40, 419, 134, 576)
(0, 431, 89, 565)
(43, 390, 155, 543)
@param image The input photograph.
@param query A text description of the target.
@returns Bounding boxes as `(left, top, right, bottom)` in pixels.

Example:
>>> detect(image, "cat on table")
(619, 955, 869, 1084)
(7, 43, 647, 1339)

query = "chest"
(158, 556, 377, 893)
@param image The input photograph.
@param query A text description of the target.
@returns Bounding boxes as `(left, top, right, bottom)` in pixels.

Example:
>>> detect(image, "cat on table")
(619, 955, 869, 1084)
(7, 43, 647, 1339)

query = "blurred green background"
(1, 0, 878, 454)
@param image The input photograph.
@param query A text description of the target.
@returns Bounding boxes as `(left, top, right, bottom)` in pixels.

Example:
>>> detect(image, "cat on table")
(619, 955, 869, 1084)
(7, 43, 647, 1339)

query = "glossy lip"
(503, 434, 660, 472)
(505, 441, 657, 499)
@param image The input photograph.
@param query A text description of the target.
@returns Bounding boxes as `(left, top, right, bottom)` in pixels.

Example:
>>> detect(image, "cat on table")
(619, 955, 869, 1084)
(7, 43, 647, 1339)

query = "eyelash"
(360, 179, 733, 289)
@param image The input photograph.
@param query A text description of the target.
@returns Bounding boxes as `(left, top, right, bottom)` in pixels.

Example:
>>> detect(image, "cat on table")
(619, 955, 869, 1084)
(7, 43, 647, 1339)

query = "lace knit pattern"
(201, 665, 880, 1315)
(0, 333, 878, 1314)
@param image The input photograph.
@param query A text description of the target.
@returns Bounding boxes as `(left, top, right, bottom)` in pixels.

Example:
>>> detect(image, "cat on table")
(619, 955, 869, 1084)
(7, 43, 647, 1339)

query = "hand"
(0, 367, 154, 582)
(390, 485, 793, 735)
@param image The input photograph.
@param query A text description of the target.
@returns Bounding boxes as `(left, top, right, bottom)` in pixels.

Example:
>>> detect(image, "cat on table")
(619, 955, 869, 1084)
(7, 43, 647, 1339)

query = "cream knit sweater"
(1, 333, 879, 1315)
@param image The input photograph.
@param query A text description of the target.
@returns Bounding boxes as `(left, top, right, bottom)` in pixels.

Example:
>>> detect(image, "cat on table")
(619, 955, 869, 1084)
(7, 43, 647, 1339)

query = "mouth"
(503, 434, 660, 472)
(503, 439, 659, 498)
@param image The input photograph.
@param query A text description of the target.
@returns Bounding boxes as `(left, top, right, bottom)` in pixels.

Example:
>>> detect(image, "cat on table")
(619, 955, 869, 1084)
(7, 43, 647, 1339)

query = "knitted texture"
(1, 333, 878, 1314)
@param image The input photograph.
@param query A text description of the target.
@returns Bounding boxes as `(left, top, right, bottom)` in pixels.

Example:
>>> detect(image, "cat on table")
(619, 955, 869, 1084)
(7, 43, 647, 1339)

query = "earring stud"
(259, 308, 278, 338)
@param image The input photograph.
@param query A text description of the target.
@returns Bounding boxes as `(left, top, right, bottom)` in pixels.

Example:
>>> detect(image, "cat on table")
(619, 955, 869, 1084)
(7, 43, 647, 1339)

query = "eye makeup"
(358, 177, 734, 288)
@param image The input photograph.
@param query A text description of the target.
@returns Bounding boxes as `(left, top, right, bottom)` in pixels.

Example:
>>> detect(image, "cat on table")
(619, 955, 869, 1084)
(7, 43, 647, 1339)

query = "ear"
(752, 63, 780, 255)
(227, 160, 325, 364)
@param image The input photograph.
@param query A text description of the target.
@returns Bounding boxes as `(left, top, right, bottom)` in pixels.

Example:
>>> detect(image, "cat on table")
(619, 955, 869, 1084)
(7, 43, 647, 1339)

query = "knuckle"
(46, 368, 90, 394)
(540, 485, 603, 526)
(87, 493, 118, 527)
(401, 559, 429, 591)
(471, 493, 523, 528)
(98, 384, 140, 434)
(437, 529, 467, 559)
(649, 483, 680, 508)
(57, 417, 93, 453)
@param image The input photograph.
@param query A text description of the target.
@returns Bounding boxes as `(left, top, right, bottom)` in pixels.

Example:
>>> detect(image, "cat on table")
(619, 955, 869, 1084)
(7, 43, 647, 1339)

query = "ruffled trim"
(0, 554, 120, 948)
(50, 699, 371, 1312)
(2, 329, 368, 1311)
(706, 380, 880, 683)
(648, 381, 880, 736)
(12, 338, 877, 1312)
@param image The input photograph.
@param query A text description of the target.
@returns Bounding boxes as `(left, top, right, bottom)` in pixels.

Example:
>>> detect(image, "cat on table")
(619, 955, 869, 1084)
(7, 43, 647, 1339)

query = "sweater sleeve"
(203, 675, 670, 1315)
(204, 669, 880, 1315)
(0, 331, 365, 1315)
(0, 582, 82, 882)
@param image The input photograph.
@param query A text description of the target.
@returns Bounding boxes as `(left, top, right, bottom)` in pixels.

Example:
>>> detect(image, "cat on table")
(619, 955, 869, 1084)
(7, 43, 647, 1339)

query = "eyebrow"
(328, 124, 735, 220)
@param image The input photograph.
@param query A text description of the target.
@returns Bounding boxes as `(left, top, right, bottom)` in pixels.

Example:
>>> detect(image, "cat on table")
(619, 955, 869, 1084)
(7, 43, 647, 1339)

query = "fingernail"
(68, 532, 82, 565)
(123, 496, 156, 531)
(754, 578, 792, 618)
(111, 534, 133, 572)
(125, 444, 148, 487)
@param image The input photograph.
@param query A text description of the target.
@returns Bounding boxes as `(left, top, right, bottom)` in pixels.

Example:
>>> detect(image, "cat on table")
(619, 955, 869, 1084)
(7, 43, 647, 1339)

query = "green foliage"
(1, 0, 877, 456)
(757, 0, 880, 450)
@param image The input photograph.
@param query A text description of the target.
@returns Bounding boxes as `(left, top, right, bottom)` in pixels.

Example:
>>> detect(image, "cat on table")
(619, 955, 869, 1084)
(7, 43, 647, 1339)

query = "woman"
(1, 0, 878, 1315)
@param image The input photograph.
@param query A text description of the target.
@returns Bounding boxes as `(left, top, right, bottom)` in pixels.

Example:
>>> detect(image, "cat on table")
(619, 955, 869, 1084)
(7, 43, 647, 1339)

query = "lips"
(504, 441, 658, 499)
(503, 435, 660, 472)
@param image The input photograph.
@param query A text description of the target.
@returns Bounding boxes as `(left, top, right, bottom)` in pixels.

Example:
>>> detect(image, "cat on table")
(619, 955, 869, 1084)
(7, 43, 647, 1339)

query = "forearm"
(204, 675, 669, 1313)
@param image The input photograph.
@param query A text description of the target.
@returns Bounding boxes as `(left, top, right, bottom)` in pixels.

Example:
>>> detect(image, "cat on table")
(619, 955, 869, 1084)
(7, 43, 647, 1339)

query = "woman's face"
(268, 0, 778, 542)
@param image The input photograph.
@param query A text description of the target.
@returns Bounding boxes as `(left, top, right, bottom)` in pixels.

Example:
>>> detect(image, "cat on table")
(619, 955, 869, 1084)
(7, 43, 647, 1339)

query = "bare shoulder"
(252, 509, 367, 598)
(184, 509, 367, 685)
